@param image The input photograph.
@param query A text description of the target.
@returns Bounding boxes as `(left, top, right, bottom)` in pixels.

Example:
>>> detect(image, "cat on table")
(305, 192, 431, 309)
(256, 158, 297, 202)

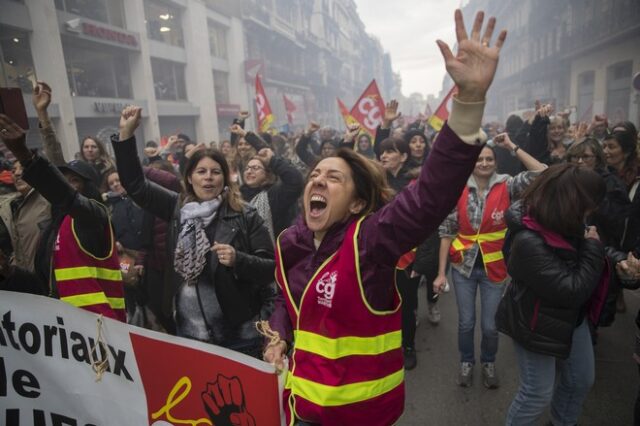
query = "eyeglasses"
(569, 154, 596, 162)
(245, 165, 265, 172)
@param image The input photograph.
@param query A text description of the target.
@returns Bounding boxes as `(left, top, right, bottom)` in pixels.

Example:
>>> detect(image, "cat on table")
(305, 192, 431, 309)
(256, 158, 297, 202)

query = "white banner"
(0, 291, 281, 426)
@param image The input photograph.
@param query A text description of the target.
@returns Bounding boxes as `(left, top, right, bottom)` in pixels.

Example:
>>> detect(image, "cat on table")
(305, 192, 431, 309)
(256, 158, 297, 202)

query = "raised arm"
(0, 114, 108, 237)
(111, 106, 179, 222)
(360, 9, 507, 264)
(295, 122, 320, 167)
(494, 132, 546, 172)
(373, 101, 400, 159)
(259, 148, 304, 205)
(339, 123, 361, 150)
(33, 81, 66, 166)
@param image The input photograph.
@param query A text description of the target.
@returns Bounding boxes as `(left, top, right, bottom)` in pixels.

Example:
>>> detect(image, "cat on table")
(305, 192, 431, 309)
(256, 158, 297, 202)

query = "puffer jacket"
(496, 202, 605, 358)
(111, 135, 275, 329)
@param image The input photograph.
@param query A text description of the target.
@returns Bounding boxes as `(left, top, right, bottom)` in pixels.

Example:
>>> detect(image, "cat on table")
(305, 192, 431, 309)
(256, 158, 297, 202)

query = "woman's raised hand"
(118, 106, 142, 141)
(436, 10, 507, 103)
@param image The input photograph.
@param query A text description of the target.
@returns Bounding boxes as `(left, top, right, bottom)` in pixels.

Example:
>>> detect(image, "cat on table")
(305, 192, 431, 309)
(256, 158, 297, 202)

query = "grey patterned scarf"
(174, 197, 222, 285)
(250, 190, 275, 243)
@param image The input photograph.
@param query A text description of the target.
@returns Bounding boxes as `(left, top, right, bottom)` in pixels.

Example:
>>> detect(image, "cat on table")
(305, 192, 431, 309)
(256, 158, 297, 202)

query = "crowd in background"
(1, 65, 640, 424)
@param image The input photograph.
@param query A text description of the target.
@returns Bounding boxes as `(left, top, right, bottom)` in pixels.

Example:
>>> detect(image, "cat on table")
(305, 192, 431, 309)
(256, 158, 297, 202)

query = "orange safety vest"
(52, 215, 126, 322)
(276, 217, 404, 426)
(449, 182, 510, 283)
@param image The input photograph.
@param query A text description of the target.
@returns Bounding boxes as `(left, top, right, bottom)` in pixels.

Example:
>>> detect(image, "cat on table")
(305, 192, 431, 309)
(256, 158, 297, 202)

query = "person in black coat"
(112, 106, 275, 358)
(497, 164, 608, 425)
(565, 138, 632, 327)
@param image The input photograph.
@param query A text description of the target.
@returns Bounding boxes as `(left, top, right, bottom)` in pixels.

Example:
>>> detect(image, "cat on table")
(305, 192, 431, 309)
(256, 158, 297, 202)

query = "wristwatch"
(510, 145, 520, 157)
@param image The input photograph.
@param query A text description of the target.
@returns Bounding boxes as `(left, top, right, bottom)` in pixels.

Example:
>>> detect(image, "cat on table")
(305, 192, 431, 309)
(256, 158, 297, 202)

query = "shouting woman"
(264, 10, 507, 425)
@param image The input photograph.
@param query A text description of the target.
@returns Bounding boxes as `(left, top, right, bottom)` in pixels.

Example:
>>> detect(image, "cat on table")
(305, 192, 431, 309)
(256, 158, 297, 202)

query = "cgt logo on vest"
(491, 208, 505, 226)
(316, 271, 337, 308)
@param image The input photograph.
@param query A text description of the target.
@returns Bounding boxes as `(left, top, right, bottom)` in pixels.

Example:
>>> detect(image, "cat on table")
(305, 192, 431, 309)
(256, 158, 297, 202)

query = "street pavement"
(399, 284, 639, 425)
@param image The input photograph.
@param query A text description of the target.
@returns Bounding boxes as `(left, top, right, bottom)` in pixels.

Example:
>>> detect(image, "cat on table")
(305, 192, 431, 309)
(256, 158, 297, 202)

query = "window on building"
(606, 61, 632, 122)
(0, 30, 35, 93)
(208, 21, 228, 59)
(577, 71, 594, 121)
(55, 0, 125, 28)
(64, 45, 132, 98)
(151, 58, 186, 101)
(144, 0, 184, 47)
(212, 70, 229, 104)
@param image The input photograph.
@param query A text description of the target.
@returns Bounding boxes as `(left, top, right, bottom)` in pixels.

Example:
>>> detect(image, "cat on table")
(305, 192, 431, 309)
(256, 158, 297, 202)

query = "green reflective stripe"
(61, 292, 108, 307)
(55, 266, 122, 282)
(61, 293, 124, 310)
(458, 229, 506, 243)
(288, 368, 403, 407)
(107, 297, 126, 309)
(294, 330, 402, 359)
(451, 238, 467, 251)
(483, 250, 504, 263)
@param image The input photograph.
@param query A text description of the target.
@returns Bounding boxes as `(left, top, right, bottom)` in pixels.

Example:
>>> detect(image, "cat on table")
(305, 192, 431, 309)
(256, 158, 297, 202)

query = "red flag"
(350, 80, 385, 136)
(283, 94, 296, 125)
(255, 75, 274, 132)
(337, 98, 359, 127)
(428, 86, 458, 131)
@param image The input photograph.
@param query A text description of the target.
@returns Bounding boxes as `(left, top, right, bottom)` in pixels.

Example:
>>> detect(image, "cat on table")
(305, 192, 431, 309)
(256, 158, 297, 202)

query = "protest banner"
(0, 291, 281, 425)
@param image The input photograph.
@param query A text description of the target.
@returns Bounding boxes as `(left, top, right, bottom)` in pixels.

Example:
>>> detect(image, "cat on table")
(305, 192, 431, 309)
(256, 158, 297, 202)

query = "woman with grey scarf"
(111, 106, 275, 358)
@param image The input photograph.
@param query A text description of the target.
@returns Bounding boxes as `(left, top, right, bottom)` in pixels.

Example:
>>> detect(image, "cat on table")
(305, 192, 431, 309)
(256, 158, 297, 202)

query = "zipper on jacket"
(530, 299, 541, 331)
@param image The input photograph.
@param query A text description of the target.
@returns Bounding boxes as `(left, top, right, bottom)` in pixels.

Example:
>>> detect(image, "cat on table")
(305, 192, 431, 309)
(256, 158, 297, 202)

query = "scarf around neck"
(174, 196, 222, 285)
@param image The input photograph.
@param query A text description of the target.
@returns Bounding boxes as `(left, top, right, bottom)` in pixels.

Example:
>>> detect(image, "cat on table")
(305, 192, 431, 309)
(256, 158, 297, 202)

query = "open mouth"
(309, 194, 327, 218)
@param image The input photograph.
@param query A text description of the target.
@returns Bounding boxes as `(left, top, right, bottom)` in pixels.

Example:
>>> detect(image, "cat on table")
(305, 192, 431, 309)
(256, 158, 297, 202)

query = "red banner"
(428, 86, 458, 131)
(283, 94, 296, 125)
(349, 80, 385, 136)
(255, 75, 274, 132)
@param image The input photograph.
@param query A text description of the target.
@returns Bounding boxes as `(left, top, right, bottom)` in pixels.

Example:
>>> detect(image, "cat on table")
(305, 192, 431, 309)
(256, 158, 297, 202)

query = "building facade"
(240, 0, 396, 130)
(1, 0, 398, 158)
(459, 0, 640, 125)
(0, 0, 251, 157)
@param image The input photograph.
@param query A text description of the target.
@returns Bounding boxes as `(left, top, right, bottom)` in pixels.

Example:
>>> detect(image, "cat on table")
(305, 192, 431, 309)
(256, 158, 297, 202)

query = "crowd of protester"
(1, 9, 640, 426)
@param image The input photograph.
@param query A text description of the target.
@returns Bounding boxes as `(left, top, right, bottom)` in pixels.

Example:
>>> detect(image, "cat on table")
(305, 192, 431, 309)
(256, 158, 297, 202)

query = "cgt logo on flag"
(131, 333, 280, 426)
(350, 80, 385, 136)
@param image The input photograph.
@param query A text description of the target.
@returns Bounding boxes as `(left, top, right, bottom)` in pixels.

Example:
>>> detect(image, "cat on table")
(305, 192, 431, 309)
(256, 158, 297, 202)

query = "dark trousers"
(397, 270, 419, 348)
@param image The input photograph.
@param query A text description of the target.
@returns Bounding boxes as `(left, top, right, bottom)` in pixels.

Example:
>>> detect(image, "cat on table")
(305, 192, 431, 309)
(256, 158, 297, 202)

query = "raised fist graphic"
(201, 374, 256, 426)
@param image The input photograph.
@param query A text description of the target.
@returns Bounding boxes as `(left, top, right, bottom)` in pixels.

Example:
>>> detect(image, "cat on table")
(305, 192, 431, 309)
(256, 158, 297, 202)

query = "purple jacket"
(269, 124, 483, 341)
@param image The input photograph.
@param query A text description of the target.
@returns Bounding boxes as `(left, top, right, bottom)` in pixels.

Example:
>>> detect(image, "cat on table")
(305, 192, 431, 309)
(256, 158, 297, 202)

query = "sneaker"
(481, 362, 500, 389)
(458, 362, 473, 387)
(403, 347, 417, 370)
(427, 303, 441, 325)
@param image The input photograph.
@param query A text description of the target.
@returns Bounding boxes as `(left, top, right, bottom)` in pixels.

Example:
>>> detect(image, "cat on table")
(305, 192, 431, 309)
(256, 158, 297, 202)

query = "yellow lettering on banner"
(151, 376, 213, 426)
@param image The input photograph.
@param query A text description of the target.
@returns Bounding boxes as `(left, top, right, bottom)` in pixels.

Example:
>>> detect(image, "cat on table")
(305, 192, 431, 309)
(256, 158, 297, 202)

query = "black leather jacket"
(496, 204, 605, 358)
(111, 135, 275, 327)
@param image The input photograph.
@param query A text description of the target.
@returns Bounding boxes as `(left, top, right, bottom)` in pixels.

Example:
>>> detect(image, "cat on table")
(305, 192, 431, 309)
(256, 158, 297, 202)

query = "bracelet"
(510, 146, 520, 157)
